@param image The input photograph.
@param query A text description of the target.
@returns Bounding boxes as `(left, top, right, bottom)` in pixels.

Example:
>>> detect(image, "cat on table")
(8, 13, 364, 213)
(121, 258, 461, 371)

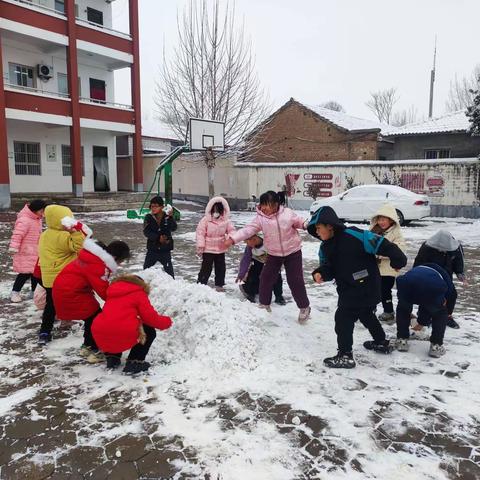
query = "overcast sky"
(113, 0, 480, 124)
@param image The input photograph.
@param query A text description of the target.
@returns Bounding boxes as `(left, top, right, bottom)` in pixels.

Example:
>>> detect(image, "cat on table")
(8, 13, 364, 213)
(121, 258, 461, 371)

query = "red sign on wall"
(303, 191, 332, 198)
(304, 173, 333, 181)
(304, 182, 333, 189)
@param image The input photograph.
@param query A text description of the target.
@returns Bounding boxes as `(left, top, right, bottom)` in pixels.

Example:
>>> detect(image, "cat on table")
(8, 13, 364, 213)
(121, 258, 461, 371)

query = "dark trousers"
(244, 259, 283, 299)
(259, 250, 309, 308)
(381, 276, 396, 313)
(144, 250, 174, 278)
(397, 299, 448, 345)
(12, 273, 38, 293)
(335, 305, 386, 353)
(83, 309, 101, 350)
(197, 253, 226, 287)
(106, 325, 157, 362)
(417, 285, 457, 326)
(39, 287, 56, 335)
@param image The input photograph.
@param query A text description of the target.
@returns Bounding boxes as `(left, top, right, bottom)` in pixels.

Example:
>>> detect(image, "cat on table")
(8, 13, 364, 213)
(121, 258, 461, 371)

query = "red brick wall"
(247, 102, 378, 163)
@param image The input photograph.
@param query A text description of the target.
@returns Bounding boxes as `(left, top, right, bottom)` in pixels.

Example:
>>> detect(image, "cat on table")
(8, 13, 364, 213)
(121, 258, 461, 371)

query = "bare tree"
(391, 105, 419, 127)
(320, 100, 345, 112)
(305, 182, 323, 201)
(365, 87, 399, 124)
(155, 0, 270, 196)
(445, 64, 480, 112)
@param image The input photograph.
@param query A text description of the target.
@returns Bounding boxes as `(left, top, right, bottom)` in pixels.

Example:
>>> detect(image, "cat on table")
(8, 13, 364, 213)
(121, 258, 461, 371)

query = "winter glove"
(164, 204, 173, 216)
(8, 247, 18, 254)
(137, 324, 147, 345)
(159, 234, 170, 245)
(196, 247, 204, 256)
(456, 273, 467, 283)
(61, 216, 93, 238)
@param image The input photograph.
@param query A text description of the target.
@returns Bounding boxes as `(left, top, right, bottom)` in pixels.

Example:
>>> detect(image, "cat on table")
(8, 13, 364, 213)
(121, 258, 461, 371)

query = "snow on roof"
(141, 117, 182, 140)
(305, 103, 390, 133)
(382, 110, 470, 137)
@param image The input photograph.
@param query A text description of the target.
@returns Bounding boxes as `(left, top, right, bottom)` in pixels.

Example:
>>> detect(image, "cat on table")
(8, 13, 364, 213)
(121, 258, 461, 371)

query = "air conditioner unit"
(37, 64, 53, 80)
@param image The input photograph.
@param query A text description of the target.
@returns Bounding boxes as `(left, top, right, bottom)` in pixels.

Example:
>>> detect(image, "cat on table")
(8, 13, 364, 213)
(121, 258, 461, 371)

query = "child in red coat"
(91, 274, 172, 374)
(53, 239, 130, 362)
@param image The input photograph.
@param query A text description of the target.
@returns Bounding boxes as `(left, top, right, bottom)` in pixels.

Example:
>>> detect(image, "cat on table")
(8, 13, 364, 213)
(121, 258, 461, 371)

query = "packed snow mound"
(141, 267, 268, 372)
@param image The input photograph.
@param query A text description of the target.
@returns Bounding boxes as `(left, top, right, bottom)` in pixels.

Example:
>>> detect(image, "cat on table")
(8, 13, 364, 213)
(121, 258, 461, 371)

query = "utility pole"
(428, 36, 437, 119)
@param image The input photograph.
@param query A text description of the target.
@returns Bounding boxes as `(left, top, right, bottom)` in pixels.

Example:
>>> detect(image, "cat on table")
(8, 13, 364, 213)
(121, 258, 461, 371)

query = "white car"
(309, 184, 430, 225)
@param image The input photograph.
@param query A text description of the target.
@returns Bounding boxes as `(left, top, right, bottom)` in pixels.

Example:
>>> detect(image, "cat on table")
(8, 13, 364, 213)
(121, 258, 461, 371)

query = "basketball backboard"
(189, 118, 225, 152)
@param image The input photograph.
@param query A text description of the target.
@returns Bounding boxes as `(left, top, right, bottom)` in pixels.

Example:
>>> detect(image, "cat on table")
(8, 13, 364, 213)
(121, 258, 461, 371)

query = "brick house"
(242, 98, 391, 163)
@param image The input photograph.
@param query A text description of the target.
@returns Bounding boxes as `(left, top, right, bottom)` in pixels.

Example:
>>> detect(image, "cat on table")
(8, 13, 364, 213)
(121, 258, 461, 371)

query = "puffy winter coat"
(92, 275, 172, 353)
(144, 212, 177, 253)
(230, 206, 306, 257)
(308, 206, 407, 308)
(413, 230, 464, 279)
(53, 239, 118, 321)
(9, 204, 43, 273)
(370, 203, 406, 277)
(38, 205, 85, 288)
(196, 196, 235, 254)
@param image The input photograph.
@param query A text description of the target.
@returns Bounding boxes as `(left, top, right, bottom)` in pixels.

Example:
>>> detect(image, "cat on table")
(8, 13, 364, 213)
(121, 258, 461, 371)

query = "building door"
(93, 146, 110, 192)
(89, 78, 106, 102)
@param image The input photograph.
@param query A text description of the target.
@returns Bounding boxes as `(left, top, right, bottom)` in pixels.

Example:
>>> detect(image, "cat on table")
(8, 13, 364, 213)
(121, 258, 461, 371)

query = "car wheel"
(396, 209, 405, 226)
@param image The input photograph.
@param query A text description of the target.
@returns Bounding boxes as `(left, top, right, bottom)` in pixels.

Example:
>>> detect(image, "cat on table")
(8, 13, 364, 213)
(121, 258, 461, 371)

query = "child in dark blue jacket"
(308, 206, 407, 369)
(395, 263, 455, 358)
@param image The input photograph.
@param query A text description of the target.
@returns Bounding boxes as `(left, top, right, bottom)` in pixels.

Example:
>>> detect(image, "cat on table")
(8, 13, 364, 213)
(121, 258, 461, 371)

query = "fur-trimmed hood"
(370, 203, 400, 229)
(205, 196, 230, 220)
(81, 238, 118, 274)
(110, 274, 151, 295)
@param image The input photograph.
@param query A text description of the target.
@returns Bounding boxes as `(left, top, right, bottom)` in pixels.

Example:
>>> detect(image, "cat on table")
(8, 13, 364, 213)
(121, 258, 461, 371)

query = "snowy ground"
(0, 203, 479, 480)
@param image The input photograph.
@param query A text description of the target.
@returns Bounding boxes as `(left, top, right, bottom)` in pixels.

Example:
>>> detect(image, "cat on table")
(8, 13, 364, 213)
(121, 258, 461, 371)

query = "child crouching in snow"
(91, 275, 172, 374)
(53, 239, 130, 363)
(370, 203, 406, 324)
(226, 190, 310, 323)
(308, 206, 407, 369)
(196, 196, 235, 292)
(236, 234, 285, 305)
(38, 205, 92, 345)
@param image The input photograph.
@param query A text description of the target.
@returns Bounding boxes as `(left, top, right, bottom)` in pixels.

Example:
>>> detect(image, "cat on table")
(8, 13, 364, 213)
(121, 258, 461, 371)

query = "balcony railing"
(79, 97, 133, 110)
(4, 83, 70, 99)
(7, 0, 66, 17)
(75, 18, 131, 40)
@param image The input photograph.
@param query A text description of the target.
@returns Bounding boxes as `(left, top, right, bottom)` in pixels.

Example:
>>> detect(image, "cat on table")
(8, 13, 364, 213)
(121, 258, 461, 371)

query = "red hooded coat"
(53, 239, 118, 320)
(92, 275, 172, 353)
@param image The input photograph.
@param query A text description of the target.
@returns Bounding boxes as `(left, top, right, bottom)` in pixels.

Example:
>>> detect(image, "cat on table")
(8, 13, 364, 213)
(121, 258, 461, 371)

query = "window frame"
(14, 141, 41, 176)
(8, 62, 35, 88)
(61, 144, 85, 177)
(86, 7, 104, 26)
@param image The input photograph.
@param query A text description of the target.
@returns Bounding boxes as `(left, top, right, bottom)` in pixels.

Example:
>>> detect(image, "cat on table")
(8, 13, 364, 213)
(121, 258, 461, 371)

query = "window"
(424, 149, 450, 159)
(9, 63, 35, 88)
(14, 142, 41, 176)
(54, 0, 65, 13)
(61, 145, 85, 176)
(57, 74, 81, 96)
(89, 78, 106, 102)
(87, 7, 103, 25)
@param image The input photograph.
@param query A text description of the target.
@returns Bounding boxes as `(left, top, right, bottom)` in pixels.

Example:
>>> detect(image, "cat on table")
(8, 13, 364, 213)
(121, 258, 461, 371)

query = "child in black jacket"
(413, 229, 465, 329)
(143, 196, 177, 278)
(308, 206, 407, 369)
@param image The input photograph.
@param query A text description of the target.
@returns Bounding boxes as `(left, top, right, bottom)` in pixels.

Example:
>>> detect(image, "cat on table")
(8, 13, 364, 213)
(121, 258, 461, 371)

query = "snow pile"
(141, 267, 268, 372)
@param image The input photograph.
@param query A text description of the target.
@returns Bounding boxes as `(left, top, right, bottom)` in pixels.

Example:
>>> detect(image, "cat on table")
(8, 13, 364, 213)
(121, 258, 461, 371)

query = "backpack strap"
(345, 228, 384, 255)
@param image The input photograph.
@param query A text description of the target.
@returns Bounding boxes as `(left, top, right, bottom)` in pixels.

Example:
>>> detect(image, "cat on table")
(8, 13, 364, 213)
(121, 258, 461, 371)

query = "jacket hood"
(18, 204, 40, 221)
(44, 205, 74, 230)
(426, 230, 460, 252)
(370, 202, 400, 228)
(108, 274, 150, 298)
(307, 206, 344, 238)
(80, 238, 118, 274)
(205, 196, 230, 219)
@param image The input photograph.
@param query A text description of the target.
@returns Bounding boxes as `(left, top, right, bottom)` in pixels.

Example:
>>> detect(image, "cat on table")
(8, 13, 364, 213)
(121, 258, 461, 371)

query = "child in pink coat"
(225, 191, 311, 323)
(196, 196, 235, 291)
(8, 200, 47, 303)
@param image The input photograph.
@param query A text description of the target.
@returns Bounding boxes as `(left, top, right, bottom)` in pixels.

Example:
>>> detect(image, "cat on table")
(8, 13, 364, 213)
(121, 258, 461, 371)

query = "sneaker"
(239, 286, 256, 303)
(106, 355, 121, 370)
(298, 306, 311, 324)
(123, 360, 151, 374)
(429, 343, 446, 358)
(259, 304, 272, 313)
(363, 340, 393, 354)
(446, 317, 460, 329)
(395, 338, 410, 352)
(274, 296, 287, 306)
(86, 350, 105, 364)
(378, 312, 395, 324)
(323, 352, 356, 369)
(215, 286, 225, 293)
(79, 345, 93, 358)
(27, 290, 35, 300)
(10, 292, 22, 303)
(37, 333, 52, 345)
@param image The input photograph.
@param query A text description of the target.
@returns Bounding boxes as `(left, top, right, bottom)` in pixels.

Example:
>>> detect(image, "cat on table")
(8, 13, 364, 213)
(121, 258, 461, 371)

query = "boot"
(429, 343, 446, 358)
(258, 304, 272, 313)
(37, 333, 52, 345)
(323, 351, 356, 369)
(10, 292, 22, 303)
(363, 339, 393, 354)
(86, 350, 106, 364)
(298, 306, 311, 324)
(446, 316, 460, 329)
(106, 355, 121, 370)
(395, 339, 409, 352)
(123, 360, 151, 374)
(79, 345, 93, 358)
(274, 296, 287, 306)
